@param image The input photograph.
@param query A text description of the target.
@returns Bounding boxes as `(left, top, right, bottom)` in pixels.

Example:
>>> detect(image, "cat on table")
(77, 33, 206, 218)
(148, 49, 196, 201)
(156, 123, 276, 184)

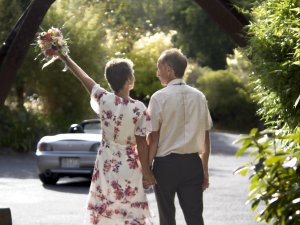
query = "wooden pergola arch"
(0, 0, 248, 107)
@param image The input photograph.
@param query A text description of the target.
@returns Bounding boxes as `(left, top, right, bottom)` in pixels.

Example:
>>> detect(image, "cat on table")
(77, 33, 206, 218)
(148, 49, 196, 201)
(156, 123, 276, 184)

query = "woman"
(59, 55, 156, 225)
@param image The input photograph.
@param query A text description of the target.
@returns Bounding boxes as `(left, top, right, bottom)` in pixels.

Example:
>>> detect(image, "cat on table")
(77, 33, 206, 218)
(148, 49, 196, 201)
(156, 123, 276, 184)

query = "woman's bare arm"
(135, 135, 156, 187)
(60, 55, 96, 93)
(147, 131, 159, 166)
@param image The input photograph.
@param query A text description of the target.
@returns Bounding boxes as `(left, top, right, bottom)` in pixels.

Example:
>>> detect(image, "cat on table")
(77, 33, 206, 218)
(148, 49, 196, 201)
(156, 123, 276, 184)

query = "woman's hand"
(142, 171, 156, 189)
(57, 52, 68, 61)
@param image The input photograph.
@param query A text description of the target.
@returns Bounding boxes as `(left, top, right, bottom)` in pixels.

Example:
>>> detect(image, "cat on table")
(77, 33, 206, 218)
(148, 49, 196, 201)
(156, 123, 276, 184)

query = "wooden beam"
(193, 0, 249, 47)
(0, 0, 56, 107)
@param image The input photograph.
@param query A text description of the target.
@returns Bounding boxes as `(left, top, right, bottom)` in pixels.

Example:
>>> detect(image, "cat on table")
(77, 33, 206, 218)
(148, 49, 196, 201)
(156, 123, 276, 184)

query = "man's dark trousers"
(153, 153, 204, 225)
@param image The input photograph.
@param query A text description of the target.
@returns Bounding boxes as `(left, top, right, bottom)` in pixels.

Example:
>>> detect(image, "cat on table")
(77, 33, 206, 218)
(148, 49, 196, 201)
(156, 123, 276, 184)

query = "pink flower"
(133, 107, 139, 113)
(123, 98, 129, 105)
(92, 167, 99, 182)
(45, 48, 57, 56)
(39, 32, 52, 41)
(114, 96, 122, 105)
(124, 186, 137, 197)
(133, 117, 138, 124)
(36, 27, 70, 70)
(94, 91, 106, 102)
(106, 110, 113, 119)
(96, 203, 107, 214)
(103, 160, 112, 174)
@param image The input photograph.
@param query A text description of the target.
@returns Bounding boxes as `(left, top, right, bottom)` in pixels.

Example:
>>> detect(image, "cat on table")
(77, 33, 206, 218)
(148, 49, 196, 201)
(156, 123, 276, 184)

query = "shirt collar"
(167, 78, 186, 87)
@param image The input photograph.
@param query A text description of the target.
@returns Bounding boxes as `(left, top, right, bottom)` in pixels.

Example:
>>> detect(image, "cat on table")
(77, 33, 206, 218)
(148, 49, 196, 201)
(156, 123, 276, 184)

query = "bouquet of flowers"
(35, 27, 69, 70)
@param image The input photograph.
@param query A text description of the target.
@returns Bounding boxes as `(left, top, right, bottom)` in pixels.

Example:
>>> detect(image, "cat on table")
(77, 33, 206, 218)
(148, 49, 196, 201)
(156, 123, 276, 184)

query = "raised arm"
(60, 54, 96, 93)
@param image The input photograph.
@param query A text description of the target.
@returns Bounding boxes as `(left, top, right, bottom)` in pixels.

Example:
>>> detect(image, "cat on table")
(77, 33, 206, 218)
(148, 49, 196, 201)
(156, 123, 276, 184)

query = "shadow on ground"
(43, 177, 90, 194)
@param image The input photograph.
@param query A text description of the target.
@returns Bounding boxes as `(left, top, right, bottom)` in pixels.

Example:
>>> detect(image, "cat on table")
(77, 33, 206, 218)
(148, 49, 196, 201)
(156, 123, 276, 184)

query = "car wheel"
(39, 173, 59, 185)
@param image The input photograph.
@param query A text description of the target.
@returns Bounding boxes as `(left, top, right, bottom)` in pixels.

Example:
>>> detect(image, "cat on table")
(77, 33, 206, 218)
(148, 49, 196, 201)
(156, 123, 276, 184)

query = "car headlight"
(90, 142, 100, 152)
(37, 142, 53, 151)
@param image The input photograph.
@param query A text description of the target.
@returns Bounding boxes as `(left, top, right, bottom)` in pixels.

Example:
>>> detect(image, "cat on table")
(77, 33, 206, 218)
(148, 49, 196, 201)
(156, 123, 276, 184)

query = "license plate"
(61, 157, 80, 168)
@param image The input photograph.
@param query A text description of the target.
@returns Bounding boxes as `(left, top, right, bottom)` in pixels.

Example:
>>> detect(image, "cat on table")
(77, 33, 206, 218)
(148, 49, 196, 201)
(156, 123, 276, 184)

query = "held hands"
(142, 170, 157, 189)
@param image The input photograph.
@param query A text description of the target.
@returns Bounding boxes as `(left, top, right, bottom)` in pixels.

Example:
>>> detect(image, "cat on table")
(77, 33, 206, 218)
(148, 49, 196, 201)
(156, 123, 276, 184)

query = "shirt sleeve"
(147, 95, 162, 132)
(135, 105, 152, 136)
(90, 84, 107, 114)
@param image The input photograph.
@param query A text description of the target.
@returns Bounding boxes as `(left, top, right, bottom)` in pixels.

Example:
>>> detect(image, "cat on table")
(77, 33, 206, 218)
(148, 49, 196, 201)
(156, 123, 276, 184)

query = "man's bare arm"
(200, 130, 211, 191)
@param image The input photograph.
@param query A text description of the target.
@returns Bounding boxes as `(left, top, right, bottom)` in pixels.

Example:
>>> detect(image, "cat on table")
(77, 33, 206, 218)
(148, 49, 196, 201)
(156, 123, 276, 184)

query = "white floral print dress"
(86, 84, 152, 225)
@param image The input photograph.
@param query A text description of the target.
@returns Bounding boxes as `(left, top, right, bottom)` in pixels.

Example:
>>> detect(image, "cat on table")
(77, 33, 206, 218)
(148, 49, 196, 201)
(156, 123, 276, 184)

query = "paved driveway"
(0, 132, 262, 225)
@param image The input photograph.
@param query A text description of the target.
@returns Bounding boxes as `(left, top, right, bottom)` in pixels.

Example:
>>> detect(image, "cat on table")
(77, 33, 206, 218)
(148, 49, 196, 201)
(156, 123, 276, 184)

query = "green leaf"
(236, 145, 249, 157)
(251, 199, 260, 211)
(294, 95, 300, 108)
(290, 7, 300, 14)
(233, 165, 249, 176)
(233, 135, 251, 145)
(250, 128, 258, 137)
(265, 156, 284, 166)
(292, 61, 300, 66)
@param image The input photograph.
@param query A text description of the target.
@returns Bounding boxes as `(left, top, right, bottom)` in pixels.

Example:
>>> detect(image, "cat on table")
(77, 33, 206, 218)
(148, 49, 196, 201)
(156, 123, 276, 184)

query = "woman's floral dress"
(86, 84, 152, 225)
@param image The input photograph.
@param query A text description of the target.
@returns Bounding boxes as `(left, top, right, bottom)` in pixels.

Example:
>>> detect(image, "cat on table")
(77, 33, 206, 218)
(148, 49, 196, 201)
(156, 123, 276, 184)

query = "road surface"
(0, 132, 262, 225)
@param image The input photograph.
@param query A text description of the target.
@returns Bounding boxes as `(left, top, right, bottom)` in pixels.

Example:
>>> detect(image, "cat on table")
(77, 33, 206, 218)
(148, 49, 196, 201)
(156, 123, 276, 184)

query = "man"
(148, 48, 212, 225)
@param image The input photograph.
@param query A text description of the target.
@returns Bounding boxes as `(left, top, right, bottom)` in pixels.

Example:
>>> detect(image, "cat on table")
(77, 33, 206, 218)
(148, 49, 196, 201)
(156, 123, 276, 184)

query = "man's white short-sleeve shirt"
(148, 79, 212, 157)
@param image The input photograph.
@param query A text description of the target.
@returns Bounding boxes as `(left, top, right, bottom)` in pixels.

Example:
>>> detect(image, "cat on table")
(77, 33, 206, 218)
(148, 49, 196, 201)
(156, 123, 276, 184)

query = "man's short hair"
(158, 48, 187, 78)
(104, 58, 134, 93)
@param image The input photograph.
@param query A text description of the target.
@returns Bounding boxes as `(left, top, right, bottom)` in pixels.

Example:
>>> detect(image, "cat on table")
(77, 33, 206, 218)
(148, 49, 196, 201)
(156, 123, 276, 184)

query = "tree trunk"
(0, 0, 56, 107)
(193, 0, 249, 47)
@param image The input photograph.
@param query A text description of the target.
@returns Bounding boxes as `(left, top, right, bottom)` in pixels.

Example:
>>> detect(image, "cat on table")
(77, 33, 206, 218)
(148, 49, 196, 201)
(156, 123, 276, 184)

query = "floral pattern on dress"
(87, 84, 152, 225)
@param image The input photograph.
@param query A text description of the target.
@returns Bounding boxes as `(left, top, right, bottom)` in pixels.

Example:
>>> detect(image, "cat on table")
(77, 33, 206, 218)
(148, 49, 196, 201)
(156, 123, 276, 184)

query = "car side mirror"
(68, 124, 84, 133)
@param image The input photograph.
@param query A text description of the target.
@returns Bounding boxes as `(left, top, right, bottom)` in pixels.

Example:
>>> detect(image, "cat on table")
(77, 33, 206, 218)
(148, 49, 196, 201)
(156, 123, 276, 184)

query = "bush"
(245, 0, 300, 129)
(0, 106, 49, 152)
(235, 128, 300, 224)
(196, 69, 259, 132)
(128, 31, 176, 104)
(235, 1, 300, 224)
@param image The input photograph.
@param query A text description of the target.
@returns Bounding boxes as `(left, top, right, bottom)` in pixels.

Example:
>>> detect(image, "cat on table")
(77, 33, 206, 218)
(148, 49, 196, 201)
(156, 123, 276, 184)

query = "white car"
(36, 119, 101, 185)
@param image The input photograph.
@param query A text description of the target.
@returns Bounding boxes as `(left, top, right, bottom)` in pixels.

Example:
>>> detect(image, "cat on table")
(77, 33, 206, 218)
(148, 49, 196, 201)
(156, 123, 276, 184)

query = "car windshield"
(83, 122, 101, 134)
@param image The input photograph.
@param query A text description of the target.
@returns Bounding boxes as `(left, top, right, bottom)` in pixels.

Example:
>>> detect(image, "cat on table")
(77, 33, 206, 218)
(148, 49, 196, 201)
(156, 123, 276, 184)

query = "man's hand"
(201, 130, 210, 191)
(202, 173, 209, 191)
(143, 172, 157, 189)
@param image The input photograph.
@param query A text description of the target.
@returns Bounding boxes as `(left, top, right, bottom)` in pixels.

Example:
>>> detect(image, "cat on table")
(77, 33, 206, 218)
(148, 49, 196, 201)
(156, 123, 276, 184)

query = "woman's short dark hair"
(158, 48, 187, 78)
(104, 58, 134, 93)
